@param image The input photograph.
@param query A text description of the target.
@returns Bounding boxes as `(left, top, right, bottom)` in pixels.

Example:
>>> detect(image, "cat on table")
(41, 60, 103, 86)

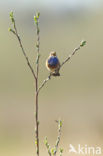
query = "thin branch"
(38, 74, 51, 93)
(9, 12, 36, 80)
(36, 20, 40, 79)
(44, 137, 52, 156)
(54, 120, 62, 156)
(34, 12, 40, 156)
(38, 41, 86, 93)
(34, 12, 40, 78)
(60, 46, 80, 68)
(44, 120, 62, 156)
(35, 86, 39, 156)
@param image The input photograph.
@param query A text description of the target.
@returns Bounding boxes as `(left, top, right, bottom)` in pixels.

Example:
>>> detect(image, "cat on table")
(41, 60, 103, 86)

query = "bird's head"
(50, 51, 56, 56)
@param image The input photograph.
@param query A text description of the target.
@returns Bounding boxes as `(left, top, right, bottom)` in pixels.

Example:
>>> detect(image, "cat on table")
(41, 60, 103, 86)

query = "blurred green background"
(0, 0, 103, 155)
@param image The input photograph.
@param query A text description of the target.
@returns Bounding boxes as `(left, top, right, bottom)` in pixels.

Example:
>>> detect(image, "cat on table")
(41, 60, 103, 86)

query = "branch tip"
(80, 40, 86, 47)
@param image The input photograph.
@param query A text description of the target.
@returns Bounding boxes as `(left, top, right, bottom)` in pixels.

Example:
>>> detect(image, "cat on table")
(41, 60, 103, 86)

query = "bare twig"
(35, 84, 39, 156)
(34, 12, 40, 156)
(38, 74, 51, 93)
(54, 120, 62, 156)
(44, 137, 52, 156)
(9, 12, 36, 80)
(35, 12, 40, 78)
(44, 120, 63, 156)
(60, 46, 80, 68)
(38, 41, 86, 93)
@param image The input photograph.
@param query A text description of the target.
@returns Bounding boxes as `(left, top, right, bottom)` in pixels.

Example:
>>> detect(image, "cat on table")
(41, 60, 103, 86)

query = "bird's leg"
(52, 70, 60, 76)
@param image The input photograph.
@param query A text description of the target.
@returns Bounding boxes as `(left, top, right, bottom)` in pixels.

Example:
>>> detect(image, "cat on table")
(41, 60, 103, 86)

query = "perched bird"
(46, 51, 60, 76)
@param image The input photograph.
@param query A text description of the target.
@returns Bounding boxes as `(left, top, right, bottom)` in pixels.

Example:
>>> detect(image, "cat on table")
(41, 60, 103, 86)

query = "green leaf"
(80, 40, 86, 47)
(60, 120, 62, 127)
(8, 27, 12, 32)
(58, 120, 62, 128)
(60, 148, 63, 153)
(44, 137, 48, 145)
(34, 16, 37, 24)
(36, 12, 40, 19)
(35, 139, 38, 145)
(9, 11, 14, 23)
(10, 11, 13, 18)
(51, 148, 55, 155)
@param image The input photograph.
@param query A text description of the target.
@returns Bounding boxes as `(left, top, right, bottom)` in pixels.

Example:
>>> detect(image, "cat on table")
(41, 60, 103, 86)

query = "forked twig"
(44, 120, 63, 156)
(54, 120, 62, 156)
(38, 41, 86, 93)
(9, 12, 36, 80)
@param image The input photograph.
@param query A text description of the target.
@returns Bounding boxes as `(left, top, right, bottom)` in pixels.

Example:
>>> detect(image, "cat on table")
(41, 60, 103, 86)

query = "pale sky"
(1, 0, 103, 12)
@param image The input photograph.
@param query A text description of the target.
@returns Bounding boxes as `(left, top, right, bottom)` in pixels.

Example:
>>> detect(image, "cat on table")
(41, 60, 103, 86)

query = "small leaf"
(80, 40, 86, 47)
(35, 139, 38, 145)
(44, 137, 48, 145)
(59, 120, 62, 128)
(9, 11, 14, 23)
(51, 148, 55, 155)
(34, 16, 37, 24)
(8, 27, 12, 32)
(36, 12, 40, 19)
(60, 148, 63, 153)
(10, 11, 13, 18)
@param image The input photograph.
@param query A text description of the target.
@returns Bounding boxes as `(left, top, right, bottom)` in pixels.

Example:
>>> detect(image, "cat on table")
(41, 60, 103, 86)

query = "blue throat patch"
(48, 56, 59, 66)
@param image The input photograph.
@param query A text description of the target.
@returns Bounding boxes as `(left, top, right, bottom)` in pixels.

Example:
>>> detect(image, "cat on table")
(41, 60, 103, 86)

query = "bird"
(46, 51, 60, 76)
